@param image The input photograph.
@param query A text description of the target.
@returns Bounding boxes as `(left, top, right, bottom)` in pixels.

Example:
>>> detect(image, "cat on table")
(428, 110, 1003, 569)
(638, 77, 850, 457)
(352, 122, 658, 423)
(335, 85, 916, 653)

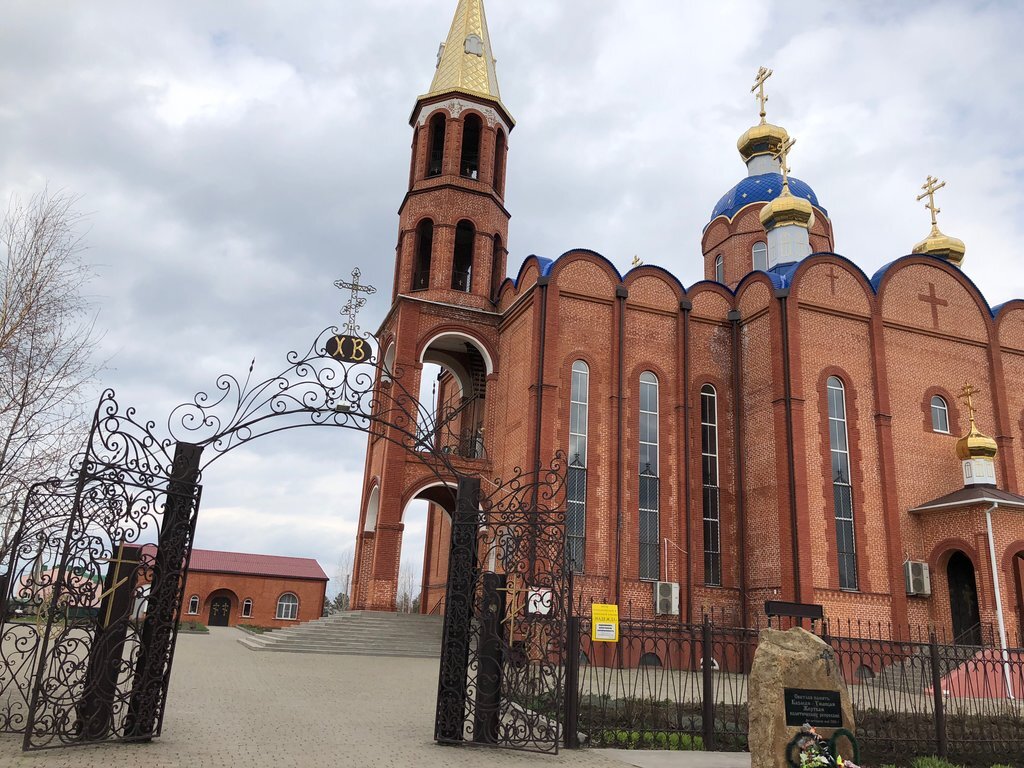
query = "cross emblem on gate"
(333, 267, 377, 335)
(498, 573, 529, 638)
(917, 281, 947, 329)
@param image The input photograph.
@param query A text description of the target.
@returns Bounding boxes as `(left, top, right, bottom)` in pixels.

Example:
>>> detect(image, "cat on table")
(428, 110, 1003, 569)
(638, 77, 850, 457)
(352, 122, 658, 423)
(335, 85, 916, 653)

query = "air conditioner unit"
(654, 581, 680, 615)
(904, 560, 931, 596)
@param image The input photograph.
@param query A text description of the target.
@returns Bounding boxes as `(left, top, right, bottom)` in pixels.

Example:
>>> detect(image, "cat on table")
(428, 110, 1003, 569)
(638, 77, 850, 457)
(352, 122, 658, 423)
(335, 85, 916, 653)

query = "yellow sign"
(591, 603, 619, 643)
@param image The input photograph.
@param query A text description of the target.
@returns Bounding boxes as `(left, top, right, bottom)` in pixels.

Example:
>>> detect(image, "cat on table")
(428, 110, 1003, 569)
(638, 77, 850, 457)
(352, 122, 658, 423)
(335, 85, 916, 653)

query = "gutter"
(983, 502, 1016, 700)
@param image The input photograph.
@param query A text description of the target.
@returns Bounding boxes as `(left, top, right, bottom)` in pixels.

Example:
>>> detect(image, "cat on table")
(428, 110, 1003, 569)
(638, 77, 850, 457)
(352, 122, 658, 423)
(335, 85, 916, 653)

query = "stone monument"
(748, 627, 855, 768)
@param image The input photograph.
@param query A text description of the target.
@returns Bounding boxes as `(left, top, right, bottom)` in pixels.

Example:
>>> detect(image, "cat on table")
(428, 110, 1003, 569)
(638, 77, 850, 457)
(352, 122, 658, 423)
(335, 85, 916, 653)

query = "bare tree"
(329, 548, 354, 612)
(0, 190, 102, 562)
(395, 563, 419, 614)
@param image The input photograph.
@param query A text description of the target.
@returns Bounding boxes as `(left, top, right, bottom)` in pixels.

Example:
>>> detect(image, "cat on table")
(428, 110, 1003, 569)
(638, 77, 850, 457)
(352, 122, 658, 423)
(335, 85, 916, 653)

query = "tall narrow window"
(460, 114, 482, 179)
(715, 255, 724, 283)
(427, 113, 446, 177)
(639, 372, 660, 581)
(931, 395, 950, 433)
(567, 361, 589, 572)
(827, 376, 858, 590)
(701, 385, 721, 586)
(490, 235, 503, 301)
(493, 128, 506, 193)
(752, 241, 768, 272)
(413, 219, 433, 290)
(452, 220, 474, 291)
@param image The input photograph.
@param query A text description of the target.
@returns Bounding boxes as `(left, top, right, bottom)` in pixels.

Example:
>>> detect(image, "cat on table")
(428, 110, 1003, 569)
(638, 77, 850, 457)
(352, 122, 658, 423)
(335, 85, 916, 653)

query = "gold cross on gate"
(771, 136, 796, 187)
(96, 544, 138, 628)
(959, 382, 979, 424)
(498, 573, 529, 638)
(752, 66, 773, 124)
(917, 175, 946, 228)
(333, 267, 377, 336)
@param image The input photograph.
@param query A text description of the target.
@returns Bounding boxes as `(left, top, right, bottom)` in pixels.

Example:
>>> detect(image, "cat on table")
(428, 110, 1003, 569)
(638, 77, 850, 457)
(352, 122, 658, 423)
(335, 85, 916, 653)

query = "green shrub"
(177, 620, 208, 633)
(598, 730, 703, 750)
(909, 758, 964, 768)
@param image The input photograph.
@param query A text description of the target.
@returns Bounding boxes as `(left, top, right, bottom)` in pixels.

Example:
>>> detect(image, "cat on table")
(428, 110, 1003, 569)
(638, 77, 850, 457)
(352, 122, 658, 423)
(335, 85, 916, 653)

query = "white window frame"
(827, 376, 858, 591)
(638, 372, 660, 581)
(276, 593, 299, 621)
(187, 595, 199, 615)
(241, 598, 253, 618)
(701, 384, 722, 587)
(752, 241, 768, 272)
(567, 360, 589, 573)
(715, 254, 724, 282)
(930, 395, 950, 434)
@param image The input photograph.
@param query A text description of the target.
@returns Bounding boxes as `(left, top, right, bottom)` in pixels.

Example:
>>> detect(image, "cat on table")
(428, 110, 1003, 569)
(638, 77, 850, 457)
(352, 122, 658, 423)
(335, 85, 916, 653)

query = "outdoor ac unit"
(904, 560, 931, 596)
(654, 581, 680, 615)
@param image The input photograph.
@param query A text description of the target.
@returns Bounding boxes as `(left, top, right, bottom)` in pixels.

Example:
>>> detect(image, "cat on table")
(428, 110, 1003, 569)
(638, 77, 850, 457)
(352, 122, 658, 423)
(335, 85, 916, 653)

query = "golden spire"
(737, 66, 789, 163)
(912, 175, 965, 267)
(427, 0, 501, 102)
(956, 382, 998, 460)
(759, 133, 814, 231)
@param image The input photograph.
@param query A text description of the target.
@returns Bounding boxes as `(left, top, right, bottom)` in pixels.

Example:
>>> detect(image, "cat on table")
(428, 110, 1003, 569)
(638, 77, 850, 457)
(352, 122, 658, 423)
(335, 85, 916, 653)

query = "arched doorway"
(208, 590, 235, 627)
(947, 551, 982, 645)
(401, 481, 456, 615)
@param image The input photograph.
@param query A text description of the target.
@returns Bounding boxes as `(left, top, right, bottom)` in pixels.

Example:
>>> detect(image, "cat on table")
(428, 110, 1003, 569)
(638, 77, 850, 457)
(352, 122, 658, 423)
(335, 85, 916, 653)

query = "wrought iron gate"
(435, 457, 570, 754)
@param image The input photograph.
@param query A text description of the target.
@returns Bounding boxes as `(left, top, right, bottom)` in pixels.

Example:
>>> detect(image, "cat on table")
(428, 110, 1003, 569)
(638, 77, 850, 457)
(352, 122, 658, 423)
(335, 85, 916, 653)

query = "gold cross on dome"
(917, 175, 946, 228)
(631, 255, 643, 267)
(752, 66, 773, 124)
(959, 382, 979, 424)
(771, 136, 796, 187)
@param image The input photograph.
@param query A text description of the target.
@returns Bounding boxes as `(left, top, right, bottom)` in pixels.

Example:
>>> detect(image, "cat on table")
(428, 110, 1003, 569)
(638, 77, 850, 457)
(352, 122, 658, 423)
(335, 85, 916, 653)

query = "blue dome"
(708, 173, 825, 224)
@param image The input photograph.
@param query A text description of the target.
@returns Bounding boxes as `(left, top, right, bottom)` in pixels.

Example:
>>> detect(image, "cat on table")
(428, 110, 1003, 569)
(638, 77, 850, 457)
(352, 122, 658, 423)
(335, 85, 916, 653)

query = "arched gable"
(734, 274, 774, 317)
(790, 254, 873, 317)
(995, 300, 1024, 352)
(686, 281, 734, 321)
(549, 249, 620, 297)
(624, 266, 684, 310)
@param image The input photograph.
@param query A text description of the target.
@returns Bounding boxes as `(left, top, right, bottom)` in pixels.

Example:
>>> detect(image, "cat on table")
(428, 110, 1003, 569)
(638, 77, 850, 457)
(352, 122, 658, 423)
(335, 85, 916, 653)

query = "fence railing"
(567, 614, 1024, 764)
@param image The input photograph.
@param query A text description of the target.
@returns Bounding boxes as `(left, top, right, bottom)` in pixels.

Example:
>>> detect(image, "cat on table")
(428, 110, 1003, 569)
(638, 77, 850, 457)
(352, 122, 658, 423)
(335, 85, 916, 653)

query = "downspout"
(984, 502, 1015, 699)
(777, 288, 802, 603)
(681, 299, 693, 624)
(728, 309, 749, 626)
(532, 276, 550, 483)
(614, 284, 628, 606)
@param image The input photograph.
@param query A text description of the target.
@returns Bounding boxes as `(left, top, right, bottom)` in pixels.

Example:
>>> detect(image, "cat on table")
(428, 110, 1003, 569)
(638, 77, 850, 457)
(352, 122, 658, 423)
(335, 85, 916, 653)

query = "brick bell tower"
(351, 0, 514, 611)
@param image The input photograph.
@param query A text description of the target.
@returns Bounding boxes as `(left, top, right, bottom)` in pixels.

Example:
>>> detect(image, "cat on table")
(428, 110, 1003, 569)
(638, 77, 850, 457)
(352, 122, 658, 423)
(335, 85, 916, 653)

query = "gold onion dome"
(956, 419, 998, 460)
(913, 226, 966, 268)
(760, 185, 815, 230)
(738, 122, 789, 163)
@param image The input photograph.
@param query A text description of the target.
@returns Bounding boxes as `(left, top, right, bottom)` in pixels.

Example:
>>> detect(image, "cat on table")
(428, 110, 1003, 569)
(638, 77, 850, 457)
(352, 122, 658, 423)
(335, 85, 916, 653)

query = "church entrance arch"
(400, 481, 457, 615)
(208, 593, 233, 627)
(947, 550, 982, 645)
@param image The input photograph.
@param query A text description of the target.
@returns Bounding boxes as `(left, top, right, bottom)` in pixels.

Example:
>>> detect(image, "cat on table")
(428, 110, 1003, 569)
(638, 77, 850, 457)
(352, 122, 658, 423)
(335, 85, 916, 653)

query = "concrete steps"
(237, 610, 444, 658)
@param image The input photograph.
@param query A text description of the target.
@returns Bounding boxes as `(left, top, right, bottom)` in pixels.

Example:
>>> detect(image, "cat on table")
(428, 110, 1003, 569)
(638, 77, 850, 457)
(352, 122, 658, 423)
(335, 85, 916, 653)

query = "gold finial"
(955, 381, 998, 461)
(917, 175, 946, 229)
(770, 136, 796, 190)
(631, 255, 643, 268)
(752, 66, 773, 125)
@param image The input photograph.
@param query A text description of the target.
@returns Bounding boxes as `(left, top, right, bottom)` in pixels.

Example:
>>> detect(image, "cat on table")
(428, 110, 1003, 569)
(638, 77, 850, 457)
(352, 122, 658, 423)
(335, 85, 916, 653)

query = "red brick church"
(351, 0, 1024, 645)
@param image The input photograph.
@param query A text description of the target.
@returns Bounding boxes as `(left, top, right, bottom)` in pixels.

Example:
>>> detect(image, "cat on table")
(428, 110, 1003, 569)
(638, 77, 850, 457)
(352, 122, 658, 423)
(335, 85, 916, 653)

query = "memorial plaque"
(783, 688, 843, 728)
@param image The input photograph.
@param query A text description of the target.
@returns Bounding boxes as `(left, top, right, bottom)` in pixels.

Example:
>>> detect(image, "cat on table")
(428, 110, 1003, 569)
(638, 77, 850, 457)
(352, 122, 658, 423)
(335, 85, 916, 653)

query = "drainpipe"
(776, 287, 801, 603)
(614, 284, 628, 606)
(728, 309, 749, 628)
(984, 502, 1015, 699)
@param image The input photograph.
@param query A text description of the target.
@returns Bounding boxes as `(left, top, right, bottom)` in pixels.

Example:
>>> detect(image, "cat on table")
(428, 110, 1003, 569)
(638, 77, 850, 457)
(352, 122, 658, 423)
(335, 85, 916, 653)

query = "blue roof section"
(764, 261, 800, 290)
(708, 173, 825, 224)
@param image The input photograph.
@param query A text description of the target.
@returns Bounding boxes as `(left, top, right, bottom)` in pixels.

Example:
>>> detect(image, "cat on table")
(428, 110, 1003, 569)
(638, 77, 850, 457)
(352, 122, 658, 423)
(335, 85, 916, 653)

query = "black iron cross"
(334, 267, 377, 335)
(917, 282, 948, 329)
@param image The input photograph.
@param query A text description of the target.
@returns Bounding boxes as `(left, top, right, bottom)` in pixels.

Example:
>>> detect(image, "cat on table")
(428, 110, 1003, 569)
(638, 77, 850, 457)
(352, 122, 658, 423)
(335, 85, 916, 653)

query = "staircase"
(236, 610, 443, 658)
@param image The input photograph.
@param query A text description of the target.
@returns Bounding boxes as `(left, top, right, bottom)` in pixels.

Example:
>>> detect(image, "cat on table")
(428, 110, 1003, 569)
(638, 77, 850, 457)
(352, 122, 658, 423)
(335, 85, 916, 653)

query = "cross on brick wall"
(827, 266, 840, 296)
(917, 282, 948, 329)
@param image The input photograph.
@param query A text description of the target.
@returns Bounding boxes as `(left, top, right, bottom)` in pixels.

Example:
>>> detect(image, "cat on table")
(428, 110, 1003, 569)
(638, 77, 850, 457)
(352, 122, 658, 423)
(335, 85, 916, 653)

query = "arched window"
(276, 593, 299, 620)
(752, 241, 768, 272)
(490, 235, 503, 301)
(639, 372, 660, 581)
(460, 114, 482, 179)
(241, 598, 253, 618)
(827, 376, 858, 590)
(701, 384, 721, 586)
(639, 652, 662, 667)
(426, 113, 445, 177)
(187, 595, 199, 615)
(567, 361, 589, 572)
(413, 219, 433, 290)
(931, 395, 950, 433)
(451, 220, 474, 291)
(493, 128, 506, 193)
(715, 255, 724, 283)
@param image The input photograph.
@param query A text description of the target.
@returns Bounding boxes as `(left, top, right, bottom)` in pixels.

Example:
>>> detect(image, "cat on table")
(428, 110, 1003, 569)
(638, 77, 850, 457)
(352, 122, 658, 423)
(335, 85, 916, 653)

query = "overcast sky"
(3, 1, 1023, 598)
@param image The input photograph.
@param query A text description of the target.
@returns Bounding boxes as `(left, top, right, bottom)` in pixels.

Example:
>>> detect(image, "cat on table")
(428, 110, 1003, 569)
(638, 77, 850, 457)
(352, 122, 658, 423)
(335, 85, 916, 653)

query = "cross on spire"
(771, 135, 796, 188)
(752, 66, 773, 124)
(334, 267, 377, 335)
(631, 255, 643, 268)
(959, 382, 979, 426)
(917, 175, 946, 229)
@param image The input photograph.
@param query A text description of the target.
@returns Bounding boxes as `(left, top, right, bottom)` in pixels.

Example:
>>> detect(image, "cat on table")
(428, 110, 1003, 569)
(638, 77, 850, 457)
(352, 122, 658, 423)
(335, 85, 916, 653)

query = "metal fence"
(568, 613, 1024, 765)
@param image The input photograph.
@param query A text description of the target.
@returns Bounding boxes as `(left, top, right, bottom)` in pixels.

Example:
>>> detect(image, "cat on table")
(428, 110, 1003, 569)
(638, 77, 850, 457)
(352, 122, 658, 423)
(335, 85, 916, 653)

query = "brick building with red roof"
(181, 548, 328, 628)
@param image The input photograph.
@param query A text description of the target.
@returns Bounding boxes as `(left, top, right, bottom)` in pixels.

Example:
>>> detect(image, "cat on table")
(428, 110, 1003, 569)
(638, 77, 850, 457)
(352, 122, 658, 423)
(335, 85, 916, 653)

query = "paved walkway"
(0, 628, 748, 767)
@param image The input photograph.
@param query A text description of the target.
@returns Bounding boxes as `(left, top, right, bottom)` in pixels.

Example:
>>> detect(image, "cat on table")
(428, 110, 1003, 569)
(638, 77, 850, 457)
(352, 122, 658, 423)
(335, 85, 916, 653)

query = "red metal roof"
(187, 549, 328, 581)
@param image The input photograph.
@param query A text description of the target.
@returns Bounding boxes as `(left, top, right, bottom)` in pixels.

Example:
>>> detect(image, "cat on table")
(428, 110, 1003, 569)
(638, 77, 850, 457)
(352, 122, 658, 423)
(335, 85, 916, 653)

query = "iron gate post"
(473, 571, 505, 743)
(124, 441, 203, 741)
(563, 614, 581, 749)
(929, 631, 947, 758)
(702, 615, 716, 750)
(435, 476, 480, 744)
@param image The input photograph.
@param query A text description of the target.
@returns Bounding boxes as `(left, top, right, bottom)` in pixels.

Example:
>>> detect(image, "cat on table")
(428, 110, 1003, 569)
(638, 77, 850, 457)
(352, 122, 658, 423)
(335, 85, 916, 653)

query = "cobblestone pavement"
(0, 627, 636, 768)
